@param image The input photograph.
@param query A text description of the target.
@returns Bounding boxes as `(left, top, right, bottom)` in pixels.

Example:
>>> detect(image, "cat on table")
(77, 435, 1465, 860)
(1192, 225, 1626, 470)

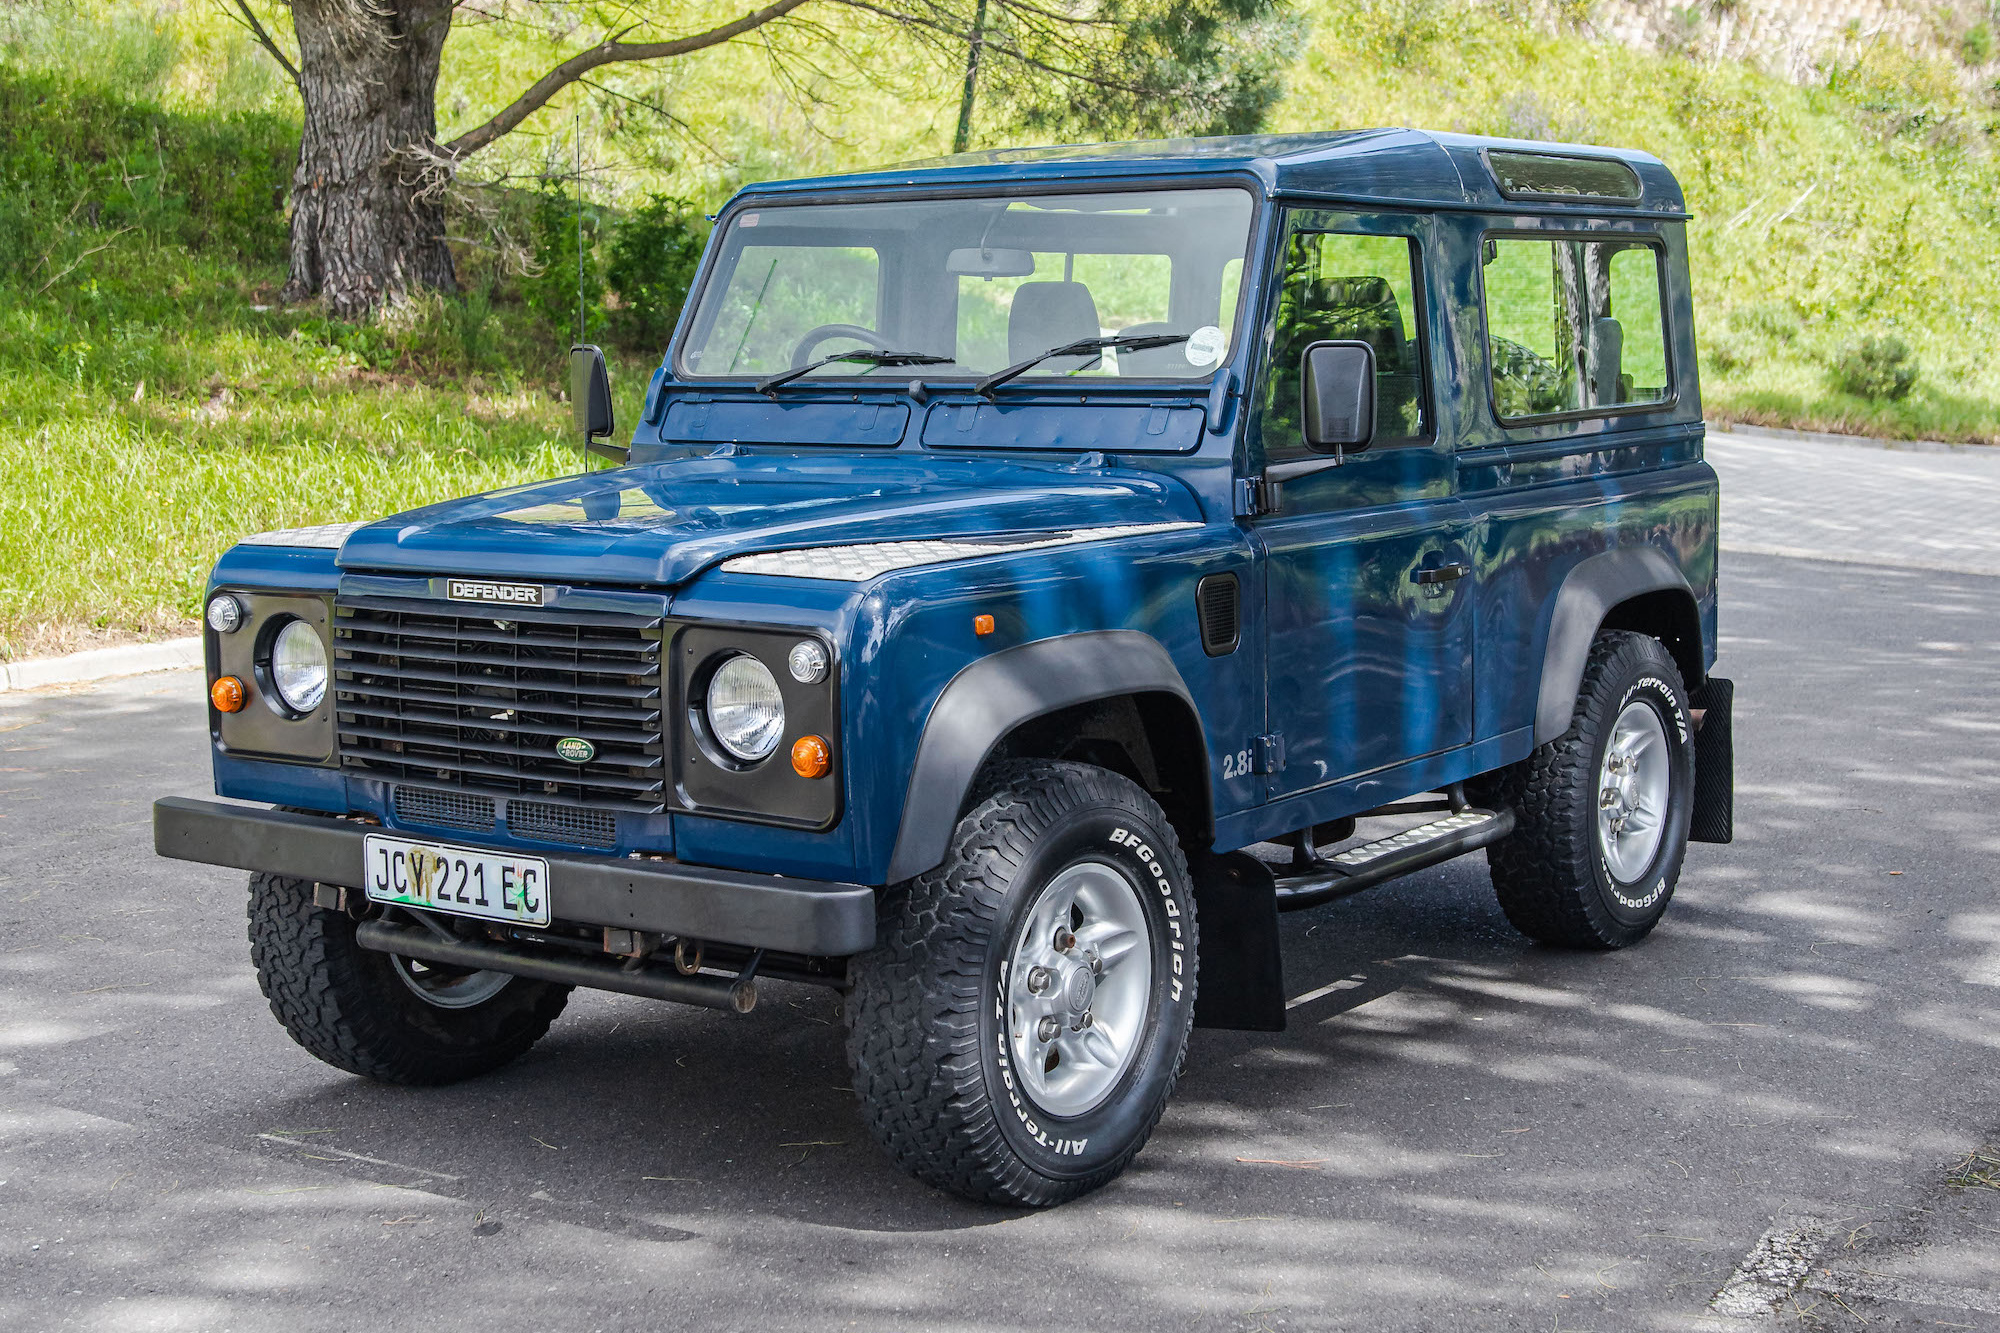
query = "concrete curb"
(1709, 419, 1993, 455)
(0, 637, 202, 694)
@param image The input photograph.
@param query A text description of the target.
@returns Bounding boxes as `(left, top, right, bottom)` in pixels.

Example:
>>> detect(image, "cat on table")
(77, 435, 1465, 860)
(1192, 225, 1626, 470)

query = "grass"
(1947, 1146, 2000, 1191)
(0, 95, 644, 660)
(4, 0, 2000, 657)
(0, 63, 649, 660)
(0, 278, 634, 659)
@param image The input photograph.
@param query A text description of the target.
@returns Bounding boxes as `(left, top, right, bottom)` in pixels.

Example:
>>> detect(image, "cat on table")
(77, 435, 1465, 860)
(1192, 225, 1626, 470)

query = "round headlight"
(206, 594, 244, 634)
(705, 654, 785, 762)
(270, 619, 328, 714)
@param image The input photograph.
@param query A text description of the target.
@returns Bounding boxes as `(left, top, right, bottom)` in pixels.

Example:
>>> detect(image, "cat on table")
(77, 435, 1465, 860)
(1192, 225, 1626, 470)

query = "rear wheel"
(1481, 631, 1696, 949)
(246, 873, 569, 1084)
(846, 761, 1197, 1207)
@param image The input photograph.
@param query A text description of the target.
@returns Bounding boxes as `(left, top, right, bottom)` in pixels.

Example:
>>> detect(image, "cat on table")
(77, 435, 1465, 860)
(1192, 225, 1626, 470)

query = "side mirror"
(1300, 340, 1376, 457)
(569, 344, 614, 440)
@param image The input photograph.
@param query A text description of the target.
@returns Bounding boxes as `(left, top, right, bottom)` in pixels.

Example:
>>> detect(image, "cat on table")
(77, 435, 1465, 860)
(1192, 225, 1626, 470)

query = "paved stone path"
(1709, 424, 2000, 576)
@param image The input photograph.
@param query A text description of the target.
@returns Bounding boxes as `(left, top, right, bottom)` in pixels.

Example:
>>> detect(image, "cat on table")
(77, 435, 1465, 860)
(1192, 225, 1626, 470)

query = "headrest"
(1008, 281, 1102, 364)
(1301, 275, 1405, 363)
(1306, 275, 1395, 311)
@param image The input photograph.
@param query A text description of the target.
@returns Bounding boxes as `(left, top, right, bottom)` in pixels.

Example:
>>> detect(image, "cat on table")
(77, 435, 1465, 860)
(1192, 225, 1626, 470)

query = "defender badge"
(446, 578, 545, 607)
(555, 737, 595, 764)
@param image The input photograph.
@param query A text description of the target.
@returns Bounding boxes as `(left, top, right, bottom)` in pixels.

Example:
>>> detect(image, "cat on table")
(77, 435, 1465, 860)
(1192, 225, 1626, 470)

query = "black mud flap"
(1189, 851, 1286, 1032)
(1690, 676, 1734, 844)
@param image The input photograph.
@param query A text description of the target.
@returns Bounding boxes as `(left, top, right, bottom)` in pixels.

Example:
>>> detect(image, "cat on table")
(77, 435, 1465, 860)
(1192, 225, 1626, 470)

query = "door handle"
(1412, 562, 1469, 585)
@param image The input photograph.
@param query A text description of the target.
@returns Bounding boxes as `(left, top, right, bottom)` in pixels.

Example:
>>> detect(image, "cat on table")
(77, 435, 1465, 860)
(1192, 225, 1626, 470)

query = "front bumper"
(153, 797, 876, 956)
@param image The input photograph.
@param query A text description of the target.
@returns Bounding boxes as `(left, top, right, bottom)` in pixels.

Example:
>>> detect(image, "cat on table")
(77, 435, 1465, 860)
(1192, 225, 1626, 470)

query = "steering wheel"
(790, 323, 885, 368)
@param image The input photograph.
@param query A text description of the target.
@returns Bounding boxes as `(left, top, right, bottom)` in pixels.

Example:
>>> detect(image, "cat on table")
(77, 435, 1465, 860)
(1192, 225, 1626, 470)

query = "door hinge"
(1252, 733, 1286, 774)
(1233, 476, 1277, 518)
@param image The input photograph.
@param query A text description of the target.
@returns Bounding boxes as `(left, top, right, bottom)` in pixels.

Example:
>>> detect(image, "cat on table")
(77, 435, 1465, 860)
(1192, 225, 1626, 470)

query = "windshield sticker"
(1184, 326, 1227, 367)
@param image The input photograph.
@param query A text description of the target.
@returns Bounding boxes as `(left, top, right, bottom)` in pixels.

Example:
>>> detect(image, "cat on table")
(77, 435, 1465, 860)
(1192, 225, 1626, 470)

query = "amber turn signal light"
(973, 613, 995, 637)
(210, 675, 246, 713)
(791, 734, 830, 779)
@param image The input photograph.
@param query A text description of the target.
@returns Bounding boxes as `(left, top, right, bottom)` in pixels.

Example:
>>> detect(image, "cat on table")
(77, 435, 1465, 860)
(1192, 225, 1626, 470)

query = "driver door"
(1251, 212, 1475, 801)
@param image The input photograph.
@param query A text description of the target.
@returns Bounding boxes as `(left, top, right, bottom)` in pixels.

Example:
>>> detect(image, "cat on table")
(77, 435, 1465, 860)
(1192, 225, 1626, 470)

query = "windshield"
(678, 187, 1256, 385)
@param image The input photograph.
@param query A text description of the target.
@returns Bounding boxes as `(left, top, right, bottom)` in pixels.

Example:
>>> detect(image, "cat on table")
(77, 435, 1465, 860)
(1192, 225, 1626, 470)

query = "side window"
(1482, 235, 1670, 421)
(1260, 230, 1428, 461)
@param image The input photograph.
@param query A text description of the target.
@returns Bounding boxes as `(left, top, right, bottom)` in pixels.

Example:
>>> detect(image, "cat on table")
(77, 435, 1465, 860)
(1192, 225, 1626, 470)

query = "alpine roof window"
(1487, 151, 1642, 203)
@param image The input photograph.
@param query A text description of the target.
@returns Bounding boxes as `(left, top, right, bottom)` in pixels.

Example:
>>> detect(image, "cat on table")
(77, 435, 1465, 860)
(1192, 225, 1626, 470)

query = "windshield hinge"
(1233, 475, 1277, 518)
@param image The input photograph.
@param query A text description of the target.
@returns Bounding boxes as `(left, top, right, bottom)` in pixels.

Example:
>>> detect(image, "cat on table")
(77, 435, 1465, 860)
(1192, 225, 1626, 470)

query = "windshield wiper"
(972, 332, 1192, 397)
(756, 349, 952, 396)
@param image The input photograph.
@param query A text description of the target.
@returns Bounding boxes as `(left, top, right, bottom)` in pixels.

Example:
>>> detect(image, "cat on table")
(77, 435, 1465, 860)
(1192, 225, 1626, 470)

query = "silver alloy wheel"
(1004, 859, 1154, 1118)
(1596, 699, 1671, 884)
(390, 955, 514, 1009)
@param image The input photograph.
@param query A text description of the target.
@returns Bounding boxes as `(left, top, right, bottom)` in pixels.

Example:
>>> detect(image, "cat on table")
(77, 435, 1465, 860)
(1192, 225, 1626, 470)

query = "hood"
(334, 452, 1204, 586)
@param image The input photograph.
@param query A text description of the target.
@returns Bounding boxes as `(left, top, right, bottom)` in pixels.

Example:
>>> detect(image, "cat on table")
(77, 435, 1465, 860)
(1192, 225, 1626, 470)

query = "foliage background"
(2, 0, 1998, 657)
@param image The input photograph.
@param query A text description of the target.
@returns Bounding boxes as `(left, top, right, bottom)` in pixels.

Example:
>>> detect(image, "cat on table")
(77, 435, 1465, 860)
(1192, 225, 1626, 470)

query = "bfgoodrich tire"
(247, 873, 570, 1084)
(846, 761, 1198, 1207)
(1481, 631, 1696, 949)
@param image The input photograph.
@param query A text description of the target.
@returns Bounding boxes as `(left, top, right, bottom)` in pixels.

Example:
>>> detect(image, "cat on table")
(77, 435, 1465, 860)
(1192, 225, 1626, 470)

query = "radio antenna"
(575, 96, 587, 473)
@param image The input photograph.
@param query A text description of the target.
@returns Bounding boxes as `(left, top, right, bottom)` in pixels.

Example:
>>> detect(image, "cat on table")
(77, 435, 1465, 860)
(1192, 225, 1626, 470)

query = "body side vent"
(1196, 573, 1241, 657)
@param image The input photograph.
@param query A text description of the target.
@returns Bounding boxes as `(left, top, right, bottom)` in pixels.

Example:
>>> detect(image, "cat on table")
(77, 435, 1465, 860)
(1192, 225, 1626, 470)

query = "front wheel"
(846, 761, 1197, 1207)
(1481, 630, 1696, 949)
(247, 873, 570, 1084)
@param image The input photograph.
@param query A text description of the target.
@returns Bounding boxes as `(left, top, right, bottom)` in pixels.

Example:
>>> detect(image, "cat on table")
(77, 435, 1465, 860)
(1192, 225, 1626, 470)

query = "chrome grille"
(335, 595, 666, 813)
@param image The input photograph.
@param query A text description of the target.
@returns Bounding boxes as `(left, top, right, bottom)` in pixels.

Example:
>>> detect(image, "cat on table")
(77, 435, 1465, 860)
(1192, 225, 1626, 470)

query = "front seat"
(1007, 281, 1102, 373)
(1113, 321, 1188, 376)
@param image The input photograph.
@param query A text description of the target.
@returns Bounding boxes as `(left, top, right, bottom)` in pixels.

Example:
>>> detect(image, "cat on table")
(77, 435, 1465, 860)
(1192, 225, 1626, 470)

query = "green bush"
(1961, 23, 1994, 67)
(606, 194, 708, 353)
(1829, 335, 1920, 401)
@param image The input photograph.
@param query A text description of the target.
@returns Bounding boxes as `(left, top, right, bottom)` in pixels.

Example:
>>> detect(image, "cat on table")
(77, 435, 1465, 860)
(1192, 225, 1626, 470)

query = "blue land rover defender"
(155, 130, 1733, 1207)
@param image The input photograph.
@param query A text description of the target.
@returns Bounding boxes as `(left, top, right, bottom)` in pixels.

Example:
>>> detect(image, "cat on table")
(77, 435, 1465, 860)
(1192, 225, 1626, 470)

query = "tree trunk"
(282, 0, 456, 317)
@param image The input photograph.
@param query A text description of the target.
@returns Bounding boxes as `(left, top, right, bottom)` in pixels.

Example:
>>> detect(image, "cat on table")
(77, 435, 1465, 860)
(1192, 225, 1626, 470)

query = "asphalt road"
(5, 441, 2000, 1331)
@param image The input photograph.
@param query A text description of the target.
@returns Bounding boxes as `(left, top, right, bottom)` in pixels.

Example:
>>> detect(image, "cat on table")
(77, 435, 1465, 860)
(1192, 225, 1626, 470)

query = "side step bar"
(355, 919, 762, 1013)
(1273, 809, 1515, 912)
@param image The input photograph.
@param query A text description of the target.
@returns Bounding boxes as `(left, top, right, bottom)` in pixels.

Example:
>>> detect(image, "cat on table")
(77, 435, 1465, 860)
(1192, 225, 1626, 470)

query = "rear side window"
(1481, 236, 1670, 422)
(1259, 229, 1428, 461)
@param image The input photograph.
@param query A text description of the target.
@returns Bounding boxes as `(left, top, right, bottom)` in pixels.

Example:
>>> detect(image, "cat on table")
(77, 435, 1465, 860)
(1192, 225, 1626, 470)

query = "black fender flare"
(1533, 545, 1702, 745)
(882, 630, 1205, 884)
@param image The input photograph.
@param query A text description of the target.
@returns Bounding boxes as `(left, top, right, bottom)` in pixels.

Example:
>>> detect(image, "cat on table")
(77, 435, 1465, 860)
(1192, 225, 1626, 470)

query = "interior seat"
(1111, 321, 1189, 376)
(1007, 281, 1103, 373)
(1269, 273, 1422, 442)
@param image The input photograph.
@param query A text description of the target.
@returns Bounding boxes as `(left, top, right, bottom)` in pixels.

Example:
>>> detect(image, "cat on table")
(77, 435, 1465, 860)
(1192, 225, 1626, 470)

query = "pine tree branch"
(440, 0, 818, 161)
(832, 0, 1150, 93)
(218, 0, 303, 90)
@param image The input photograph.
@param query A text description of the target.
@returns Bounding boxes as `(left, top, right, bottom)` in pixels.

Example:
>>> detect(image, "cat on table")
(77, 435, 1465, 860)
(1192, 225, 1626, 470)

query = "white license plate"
(362, 834, 552, 928)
